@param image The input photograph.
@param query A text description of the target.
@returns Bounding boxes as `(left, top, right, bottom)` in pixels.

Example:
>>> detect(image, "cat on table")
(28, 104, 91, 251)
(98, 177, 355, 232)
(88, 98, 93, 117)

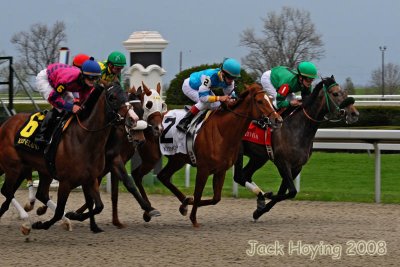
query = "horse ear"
(156, 83, 161, 94)
(129, 85, 137, 94)
(142, 81, 152, 96)
(137, 86, 143, 96)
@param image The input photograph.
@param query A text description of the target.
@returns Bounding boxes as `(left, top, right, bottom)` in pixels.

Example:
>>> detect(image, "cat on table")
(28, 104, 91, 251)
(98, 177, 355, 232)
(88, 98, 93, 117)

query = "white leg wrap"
(12, 198, 29, 220)
(245, 182, 263, 195)
(27, 181, 36, 203)
(46, 199, 69, 221)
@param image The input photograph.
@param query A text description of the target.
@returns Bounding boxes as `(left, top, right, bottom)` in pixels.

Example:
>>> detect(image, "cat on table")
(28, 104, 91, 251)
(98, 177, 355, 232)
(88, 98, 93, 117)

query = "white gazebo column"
(123, 31, 168, 94)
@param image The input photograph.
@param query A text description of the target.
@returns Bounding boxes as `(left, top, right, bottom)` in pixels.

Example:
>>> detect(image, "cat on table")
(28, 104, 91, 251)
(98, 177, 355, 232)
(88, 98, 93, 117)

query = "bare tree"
(370, 63, 400, 95)
(240, 6, 324, 78)
(11, 21, 67, 78)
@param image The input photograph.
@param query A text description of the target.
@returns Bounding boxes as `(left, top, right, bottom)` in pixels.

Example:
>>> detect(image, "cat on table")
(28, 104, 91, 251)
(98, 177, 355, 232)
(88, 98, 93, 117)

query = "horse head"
(105, 82, 140, 133)
(135, 81, 167, 137)
(304, 76, 359, 124)
(236, 83, 283, 128)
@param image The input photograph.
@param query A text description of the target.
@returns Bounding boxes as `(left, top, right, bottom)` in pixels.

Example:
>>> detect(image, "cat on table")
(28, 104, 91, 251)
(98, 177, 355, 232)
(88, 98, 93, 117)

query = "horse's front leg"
(32, 182, 71, 231)
(83, 182, 104, 233)
(189, 169, 221, 227)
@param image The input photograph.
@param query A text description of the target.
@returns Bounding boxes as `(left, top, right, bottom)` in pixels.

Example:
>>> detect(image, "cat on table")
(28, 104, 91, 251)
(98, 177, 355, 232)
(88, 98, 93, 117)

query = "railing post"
(373, 143, 381, 203)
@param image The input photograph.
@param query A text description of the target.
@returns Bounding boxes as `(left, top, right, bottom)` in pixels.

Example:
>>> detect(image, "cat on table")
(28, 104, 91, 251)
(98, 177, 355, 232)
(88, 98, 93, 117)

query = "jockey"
(260, 61, 318, 108)
(34, 58, 102, 145)
(98, 51, 126, 87)
(176, 58, 241, 132)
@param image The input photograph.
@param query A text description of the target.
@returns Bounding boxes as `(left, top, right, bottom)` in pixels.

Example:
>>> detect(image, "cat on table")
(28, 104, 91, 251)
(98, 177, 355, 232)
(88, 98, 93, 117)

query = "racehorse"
(67, 82, 166, 227)
(233, 76, 360, 220)
(0, 82, 138, 234)
(3, 87, 148, 229)
(151, 83, 283, 227)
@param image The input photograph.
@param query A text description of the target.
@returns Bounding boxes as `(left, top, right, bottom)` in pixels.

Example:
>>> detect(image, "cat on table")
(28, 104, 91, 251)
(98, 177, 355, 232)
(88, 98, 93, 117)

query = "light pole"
(379, 46, 387, 97)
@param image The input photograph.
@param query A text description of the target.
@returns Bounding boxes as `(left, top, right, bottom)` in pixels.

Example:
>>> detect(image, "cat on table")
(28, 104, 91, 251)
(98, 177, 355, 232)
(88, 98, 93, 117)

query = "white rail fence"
(184, 129, 400, 203)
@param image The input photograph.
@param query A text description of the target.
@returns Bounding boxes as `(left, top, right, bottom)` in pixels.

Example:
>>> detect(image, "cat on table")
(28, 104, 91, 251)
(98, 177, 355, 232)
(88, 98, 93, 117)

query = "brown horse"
(0, 82, 138, 234)
(149, 83, 283, 227)
(233, 76, 360, 220)
(3, 88, 148, 229)
(67, 82, 165, 227)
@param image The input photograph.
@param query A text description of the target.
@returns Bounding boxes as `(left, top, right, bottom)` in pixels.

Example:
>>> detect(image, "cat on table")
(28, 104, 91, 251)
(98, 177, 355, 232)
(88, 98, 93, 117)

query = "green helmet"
(107, 51, 126, 67)
(296, 61, 318, 79)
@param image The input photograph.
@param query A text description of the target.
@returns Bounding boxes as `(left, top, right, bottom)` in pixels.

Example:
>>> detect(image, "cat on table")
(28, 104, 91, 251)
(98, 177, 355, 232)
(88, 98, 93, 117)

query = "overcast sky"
(1, 0, 399, 87)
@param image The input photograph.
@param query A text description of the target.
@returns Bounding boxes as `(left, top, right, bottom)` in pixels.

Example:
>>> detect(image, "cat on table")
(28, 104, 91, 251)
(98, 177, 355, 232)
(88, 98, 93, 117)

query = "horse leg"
(189, 170, 225, 227)
(34, 174, 72, 231)
(114, 160, 160, 225)
(23, 178, 36, 212)
(253, 167, 299, 220)
(82, 182, 104, 233)
(32, 181, 71, 231)
(157, 157, 192, 216)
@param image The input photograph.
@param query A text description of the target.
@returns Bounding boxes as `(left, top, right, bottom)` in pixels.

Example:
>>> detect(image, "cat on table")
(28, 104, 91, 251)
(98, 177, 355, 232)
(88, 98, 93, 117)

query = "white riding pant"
(36, 69, 74, 112)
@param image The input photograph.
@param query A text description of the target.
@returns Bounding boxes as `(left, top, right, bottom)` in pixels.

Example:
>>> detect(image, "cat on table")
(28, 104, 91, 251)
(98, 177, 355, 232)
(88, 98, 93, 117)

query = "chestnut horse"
(233, 76, 360, 220)
(152, 83, 283, 227)
(67, 82, 166, 227)
(0, 82, 138, 234)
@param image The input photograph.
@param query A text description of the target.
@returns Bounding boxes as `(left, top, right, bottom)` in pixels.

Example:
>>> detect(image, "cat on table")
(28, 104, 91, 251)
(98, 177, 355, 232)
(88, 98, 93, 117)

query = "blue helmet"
(81, 58, 101, 76)
(222, 58, 241, 78)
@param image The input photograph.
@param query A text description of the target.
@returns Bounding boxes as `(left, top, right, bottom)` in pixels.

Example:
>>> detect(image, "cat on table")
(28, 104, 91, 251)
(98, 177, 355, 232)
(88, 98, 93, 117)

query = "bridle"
(302, 82, 352, 123)
(224, 89, 278, 127)
(76, 85, 135, 132)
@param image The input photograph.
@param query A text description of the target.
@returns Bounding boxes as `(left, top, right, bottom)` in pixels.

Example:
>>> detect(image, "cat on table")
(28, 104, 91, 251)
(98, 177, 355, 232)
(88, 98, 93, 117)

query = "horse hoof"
(20, 223, 31, 235)
(31, 221, 42, 229)
(91, 227, 104, 234)
(179, 205, 188, 216)
(61, 219, 72, 231)
(148, 209, 161, 217)
(253, 209, 262, 221)
(24, 203, 33, 212)
(143, 212, 151, 222)
(36, 206, 47, 216)
(113, 221, 126, 229)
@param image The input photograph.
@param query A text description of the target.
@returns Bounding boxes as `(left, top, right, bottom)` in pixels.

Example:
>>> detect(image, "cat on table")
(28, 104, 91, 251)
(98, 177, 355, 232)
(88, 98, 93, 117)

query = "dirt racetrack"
(0, 190, 399, 267)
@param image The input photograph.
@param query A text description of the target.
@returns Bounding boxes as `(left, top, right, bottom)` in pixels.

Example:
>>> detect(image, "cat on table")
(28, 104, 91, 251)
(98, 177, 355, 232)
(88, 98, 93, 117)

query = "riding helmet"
(81, 58, 101, 76)
(222, 58, 241, 78)
(107, 51, 126, 67)
(72, 54, 90, 68)
(296, 61, 318, 79)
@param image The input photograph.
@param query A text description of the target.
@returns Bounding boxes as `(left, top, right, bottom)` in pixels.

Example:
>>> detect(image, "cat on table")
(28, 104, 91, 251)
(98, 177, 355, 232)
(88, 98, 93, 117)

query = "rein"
(224, 90, 276, 123)
(75, 91, 129, 132)
(302, 82, 346, 123)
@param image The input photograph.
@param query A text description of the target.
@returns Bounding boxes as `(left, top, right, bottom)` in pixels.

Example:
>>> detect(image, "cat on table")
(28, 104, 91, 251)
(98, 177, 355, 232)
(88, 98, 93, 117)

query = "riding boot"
(35, 109, 58, 145)
(176, 111, 195, 132)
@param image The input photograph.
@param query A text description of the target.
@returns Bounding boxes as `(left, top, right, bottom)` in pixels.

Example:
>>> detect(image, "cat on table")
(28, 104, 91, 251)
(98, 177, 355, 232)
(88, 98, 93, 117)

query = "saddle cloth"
(14, 111, 46, 153)
(242, 121, 272, 146)
(159, 109, 205, 156)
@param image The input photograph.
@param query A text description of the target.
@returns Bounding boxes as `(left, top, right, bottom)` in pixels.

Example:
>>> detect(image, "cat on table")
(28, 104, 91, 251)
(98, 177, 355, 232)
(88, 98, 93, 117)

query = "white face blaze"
(125, 102, 139, 122)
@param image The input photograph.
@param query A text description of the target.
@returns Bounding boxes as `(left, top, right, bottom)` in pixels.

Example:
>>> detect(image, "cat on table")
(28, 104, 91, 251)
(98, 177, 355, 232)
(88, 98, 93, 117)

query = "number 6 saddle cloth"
(14, 111, 47, 153)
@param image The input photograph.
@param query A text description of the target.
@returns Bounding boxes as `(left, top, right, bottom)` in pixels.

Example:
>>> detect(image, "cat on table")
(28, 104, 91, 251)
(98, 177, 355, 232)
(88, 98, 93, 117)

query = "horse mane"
(302, 76, 336, 108)
(78, 84, 105, 119)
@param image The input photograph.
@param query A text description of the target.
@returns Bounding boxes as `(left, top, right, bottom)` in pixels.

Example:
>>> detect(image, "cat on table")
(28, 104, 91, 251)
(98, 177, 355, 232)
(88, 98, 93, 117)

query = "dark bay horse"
(67, 82, 165, 227)
(0, 82, 138, 234)
(3, 87, 149, 229)
(233, 76, 360, 220)
(152, 83, 283, 227)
